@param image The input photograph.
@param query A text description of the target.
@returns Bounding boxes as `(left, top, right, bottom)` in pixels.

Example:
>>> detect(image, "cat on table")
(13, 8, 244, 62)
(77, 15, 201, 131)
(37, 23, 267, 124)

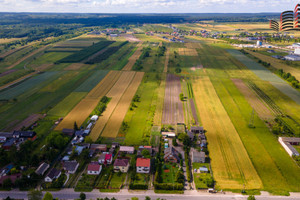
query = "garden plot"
(162, 74, 184, 125)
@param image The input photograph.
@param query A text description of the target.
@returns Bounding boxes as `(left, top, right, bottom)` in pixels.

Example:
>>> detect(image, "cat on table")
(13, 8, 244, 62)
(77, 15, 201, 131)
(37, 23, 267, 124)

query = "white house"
(136, 158, 151, 174)
(87, 162, 102, 175)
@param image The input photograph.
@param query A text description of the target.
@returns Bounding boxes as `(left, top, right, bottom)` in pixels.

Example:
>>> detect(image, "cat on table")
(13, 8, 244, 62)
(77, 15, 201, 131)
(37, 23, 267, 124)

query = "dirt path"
(163, 48, 169, 73)
(122, 42, 143, 71)
(6, 45, 49, 69)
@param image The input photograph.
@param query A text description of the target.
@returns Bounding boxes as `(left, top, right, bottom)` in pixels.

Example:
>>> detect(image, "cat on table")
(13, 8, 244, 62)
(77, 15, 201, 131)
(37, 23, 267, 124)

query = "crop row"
(86, 41, 128, 64)
(57, 40, 114, 63)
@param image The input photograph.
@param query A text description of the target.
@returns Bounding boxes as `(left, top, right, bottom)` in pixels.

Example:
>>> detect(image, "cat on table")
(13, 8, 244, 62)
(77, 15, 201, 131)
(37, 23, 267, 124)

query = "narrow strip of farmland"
(6, 45, 50, 69)
(162, 74, 184, 125)
(192, 76, 262, 189)
(89, 71, 137, 141)
(227, 49, 300, 105)
(122, 42, 143, 71)
(55, 71, 121, 130)
(101, 72, 144, 138)
(163, 48, 169, 73)
(246, 50, 300, 81)
(232, 79, 274, 120)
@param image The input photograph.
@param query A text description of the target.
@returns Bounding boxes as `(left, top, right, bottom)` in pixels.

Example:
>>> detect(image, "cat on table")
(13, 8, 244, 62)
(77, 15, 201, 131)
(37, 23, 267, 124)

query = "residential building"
(119, 146, 134, 154)
(35, 162, 50, 176)
(87, 162, 102, 175)
(113, 159, 129, 173)
(164, 147, 180, 163)
(45, 168, 61, 182)
(136, 158, 151, 173)
(62, 161, 79, 174)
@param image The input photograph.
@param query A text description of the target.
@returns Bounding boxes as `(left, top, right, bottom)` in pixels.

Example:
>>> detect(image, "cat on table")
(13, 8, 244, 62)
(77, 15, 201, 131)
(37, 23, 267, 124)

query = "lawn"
(75, 174, 98, 192)
(123, 73, 161, 145)
(109, 173, 126, 189)
(161, 163, 179, 184)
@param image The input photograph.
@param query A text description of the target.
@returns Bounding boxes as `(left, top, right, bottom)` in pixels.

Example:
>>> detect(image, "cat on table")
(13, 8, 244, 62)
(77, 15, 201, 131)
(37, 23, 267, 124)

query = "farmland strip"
(232, 79, 274, 120)
(55, 71, 121, 130)
(122, 42, 143, 71)
(89, 71, 136, 141)
(192, 76, 262, 189)
(101, 72, 144, 138)
(163, 48, 169, 73)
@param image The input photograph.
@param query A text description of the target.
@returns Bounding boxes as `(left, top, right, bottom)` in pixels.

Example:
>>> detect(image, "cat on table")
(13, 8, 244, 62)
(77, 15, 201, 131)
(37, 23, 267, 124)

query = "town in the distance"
(0, 6, 300, 200)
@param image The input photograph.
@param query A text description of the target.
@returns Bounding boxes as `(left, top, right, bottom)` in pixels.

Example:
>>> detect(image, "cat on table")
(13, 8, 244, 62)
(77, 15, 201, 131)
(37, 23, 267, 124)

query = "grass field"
(89, 71, 136, 141)
(123, 73, 160, 145)
(192, 76, 262, 189)
(47, 92, 87, 117)
(101, 72, 144, 138)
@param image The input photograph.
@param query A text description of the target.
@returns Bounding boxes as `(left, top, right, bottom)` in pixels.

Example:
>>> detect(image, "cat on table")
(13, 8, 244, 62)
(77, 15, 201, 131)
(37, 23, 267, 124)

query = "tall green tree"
(42, 192, 53, 200)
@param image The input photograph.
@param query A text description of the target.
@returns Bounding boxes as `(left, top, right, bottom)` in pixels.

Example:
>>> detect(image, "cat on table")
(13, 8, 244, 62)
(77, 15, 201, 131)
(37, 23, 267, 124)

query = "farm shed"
(192, 150, 205, 163)
(279, 137, 300, 157)
(284, 55, 300, 61)
(119, 146, 135, 154)
(190, 126, 204, 134)
(161, 132, 176, 138)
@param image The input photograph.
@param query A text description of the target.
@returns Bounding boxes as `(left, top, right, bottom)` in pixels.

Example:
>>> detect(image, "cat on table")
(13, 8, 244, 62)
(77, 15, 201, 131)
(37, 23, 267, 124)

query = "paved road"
(1, 189, 300, 200)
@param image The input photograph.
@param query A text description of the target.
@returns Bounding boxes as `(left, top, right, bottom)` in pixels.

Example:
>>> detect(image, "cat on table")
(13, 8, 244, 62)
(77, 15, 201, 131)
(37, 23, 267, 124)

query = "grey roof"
(285, 142, 300, 155)
(62, 161, 79, 171)
(13, 131, 36, 138)
(190, 126, 204, 131)
(46, 168, 60, 179)
(164, 147, 180, 161)
(193, 151, 205, 159)
(281, 137, 300, 143)
(35, 163, 49, 175)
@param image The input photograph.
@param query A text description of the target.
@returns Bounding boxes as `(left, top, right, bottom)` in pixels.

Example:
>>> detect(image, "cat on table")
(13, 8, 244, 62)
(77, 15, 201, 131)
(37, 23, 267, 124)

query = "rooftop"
(114, 159, 129, 167)
(136, 158, 151, 167)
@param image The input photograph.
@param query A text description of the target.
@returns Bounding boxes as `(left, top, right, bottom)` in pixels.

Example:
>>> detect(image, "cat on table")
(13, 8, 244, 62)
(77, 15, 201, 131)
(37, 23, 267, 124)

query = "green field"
(0, 71, 59, 100)
(123, 73, 161, 145)
(192, 41, 300, 194)
(74, 70, 109, 92)
(192, 163, 212, 189)
(47, 92, 87, 117)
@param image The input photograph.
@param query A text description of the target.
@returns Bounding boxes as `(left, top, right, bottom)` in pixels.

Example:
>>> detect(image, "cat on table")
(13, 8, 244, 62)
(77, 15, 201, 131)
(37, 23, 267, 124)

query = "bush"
(154, 182, 184, 190)
(129, 183, 148, 190)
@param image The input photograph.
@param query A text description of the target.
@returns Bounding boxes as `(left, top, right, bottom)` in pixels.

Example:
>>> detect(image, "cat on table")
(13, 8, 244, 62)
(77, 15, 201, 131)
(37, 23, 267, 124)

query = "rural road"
(1, 189, 300, 200)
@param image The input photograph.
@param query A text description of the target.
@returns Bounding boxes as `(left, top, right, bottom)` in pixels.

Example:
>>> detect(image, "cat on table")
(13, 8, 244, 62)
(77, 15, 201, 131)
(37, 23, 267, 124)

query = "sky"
(0, 0, 299, 13)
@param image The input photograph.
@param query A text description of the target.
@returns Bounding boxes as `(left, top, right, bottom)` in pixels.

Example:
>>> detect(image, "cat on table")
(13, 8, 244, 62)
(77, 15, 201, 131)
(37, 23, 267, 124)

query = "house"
(98, 153, 106, 164)
(113, 159, 129, 173)
(87, 162, 102, 175)
(75, 130, 88, 137)
(2, 138, 16, 150)
(0, 173, 22, 185)
(35, 162, 50, 176)
(13, 131, 36, 139)
(45, 168, 61, 182)
(98, 153, 113, 164)
(278, 137, 300, 157)
(90, 144, 107, 152)
(136, 158, 151, 174)
(190, 126, 204, 134)
(192, 151, 205, 163)
(105, 154, 113, 164)
(119, 146, 135, 154)
(164, 147, 180, 163)
(62, 161, 79, 174)
(62, 129, 74, 136)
